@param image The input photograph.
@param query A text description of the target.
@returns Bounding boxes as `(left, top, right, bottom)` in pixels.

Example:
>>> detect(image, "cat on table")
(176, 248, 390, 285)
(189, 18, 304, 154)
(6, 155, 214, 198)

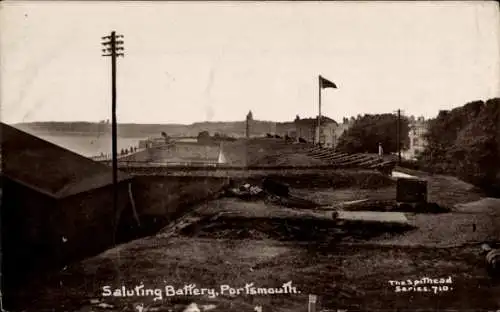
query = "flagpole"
(317, 75, 322, 146)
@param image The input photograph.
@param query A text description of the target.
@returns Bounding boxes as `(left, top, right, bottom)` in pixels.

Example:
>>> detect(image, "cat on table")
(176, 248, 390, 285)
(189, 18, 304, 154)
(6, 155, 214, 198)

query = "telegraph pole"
(101, 31, 124, 245)
(396, 109, 402, 164)
(317, 75, 322, 146)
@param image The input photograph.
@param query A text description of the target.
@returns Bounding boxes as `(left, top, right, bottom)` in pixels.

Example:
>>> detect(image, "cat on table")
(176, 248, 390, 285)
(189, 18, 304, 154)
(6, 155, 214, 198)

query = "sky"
(1, 1, 499, 124)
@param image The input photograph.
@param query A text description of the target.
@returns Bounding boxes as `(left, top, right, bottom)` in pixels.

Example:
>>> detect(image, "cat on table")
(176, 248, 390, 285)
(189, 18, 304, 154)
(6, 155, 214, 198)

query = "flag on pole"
(319, 75, 337, 89)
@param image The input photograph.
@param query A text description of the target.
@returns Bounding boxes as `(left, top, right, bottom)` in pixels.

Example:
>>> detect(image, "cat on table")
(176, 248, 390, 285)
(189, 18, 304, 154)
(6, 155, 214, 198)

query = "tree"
(197, 131, 211, 143)
(416, 98, 500, 195)
(418, 100, 486, 172)
(336, 113, 410, 154)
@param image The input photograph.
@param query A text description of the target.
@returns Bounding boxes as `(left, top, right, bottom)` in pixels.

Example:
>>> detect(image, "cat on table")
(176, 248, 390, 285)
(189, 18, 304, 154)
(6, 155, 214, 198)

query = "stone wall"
(124, 175, 230, 236)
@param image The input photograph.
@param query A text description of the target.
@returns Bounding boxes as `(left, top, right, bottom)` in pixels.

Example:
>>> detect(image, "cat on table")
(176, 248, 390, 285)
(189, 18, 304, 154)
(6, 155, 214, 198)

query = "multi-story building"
(139, 137, 169, 149)
(275, 115, 353, 148)
(403, 116, 428, 160)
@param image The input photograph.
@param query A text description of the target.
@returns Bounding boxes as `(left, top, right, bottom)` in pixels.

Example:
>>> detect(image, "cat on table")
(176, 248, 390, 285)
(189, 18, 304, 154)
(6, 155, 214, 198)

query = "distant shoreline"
(29, 133, 146, 157)
(24, 131, 144, 137)
(11, 120, 280, 139)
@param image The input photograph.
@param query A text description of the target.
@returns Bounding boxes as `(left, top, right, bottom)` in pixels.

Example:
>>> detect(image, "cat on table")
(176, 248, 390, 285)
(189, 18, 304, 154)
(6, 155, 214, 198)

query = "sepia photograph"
(1, 1, 500, 311)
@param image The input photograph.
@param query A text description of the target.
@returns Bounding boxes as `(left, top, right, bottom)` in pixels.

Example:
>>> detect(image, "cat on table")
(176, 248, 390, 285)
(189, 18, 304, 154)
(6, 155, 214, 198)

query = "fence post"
(308, 294, 317, 312)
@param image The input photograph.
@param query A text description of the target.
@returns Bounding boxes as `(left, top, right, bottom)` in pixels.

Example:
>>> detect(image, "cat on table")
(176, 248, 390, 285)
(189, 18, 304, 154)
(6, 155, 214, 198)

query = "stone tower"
(246, 110, 253, 138)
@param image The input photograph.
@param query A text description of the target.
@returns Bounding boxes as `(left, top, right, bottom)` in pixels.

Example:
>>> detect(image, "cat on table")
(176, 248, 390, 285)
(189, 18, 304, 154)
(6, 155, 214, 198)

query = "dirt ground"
(12, 238, 500, 312)
(8, 170, 500, 312)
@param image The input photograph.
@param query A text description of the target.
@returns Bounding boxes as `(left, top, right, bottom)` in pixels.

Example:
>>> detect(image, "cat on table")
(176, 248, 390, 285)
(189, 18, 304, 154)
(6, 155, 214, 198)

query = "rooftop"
(1, 123, 131, 199)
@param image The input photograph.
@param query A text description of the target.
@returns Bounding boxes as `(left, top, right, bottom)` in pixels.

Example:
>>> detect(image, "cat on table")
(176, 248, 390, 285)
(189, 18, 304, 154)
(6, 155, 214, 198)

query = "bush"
(197, 131, 211, 143)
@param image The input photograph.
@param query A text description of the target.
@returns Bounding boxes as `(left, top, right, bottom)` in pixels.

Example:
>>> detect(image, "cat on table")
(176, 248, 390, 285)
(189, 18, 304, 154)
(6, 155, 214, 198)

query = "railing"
(98, 160, 221, 168)
(90, 147, 147, 161)
(90, 143, 396, 173)
(90, 155, 111, 161)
